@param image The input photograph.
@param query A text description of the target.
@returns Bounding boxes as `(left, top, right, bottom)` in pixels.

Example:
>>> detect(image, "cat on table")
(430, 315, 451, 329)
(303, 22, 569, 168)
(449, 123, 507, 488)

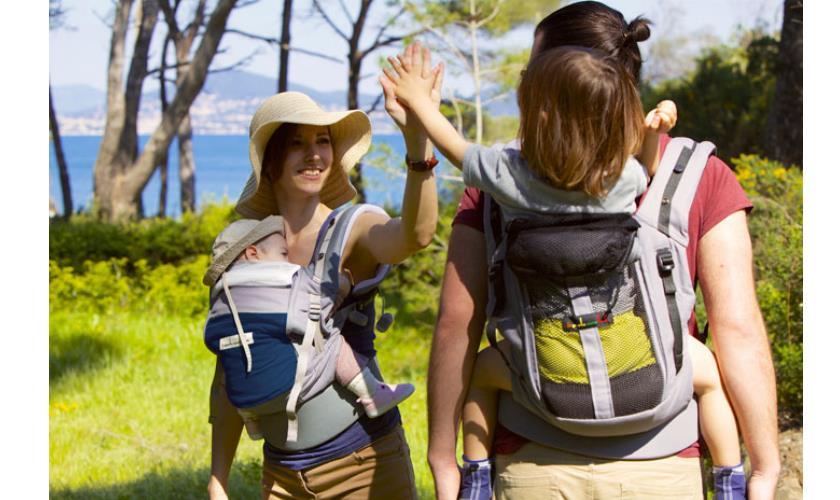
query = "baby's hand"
(383, 42, 440, 109)
(644, 100, 677, 134)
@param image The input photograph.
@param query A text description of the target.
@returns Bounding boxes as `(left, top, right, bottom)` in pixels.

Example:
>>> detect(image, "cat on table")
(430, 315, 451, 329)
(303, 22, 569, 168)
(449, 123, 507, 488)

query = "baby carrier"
(204, 204, 393, 447)
(485, 138, 715, 449)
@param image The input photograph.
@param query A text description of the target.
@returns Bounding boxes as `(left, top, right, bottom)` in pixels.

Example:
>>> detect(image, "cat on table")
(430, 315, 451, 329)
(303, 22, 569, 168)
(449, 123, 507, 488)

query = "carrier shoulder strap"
(285, 203, 390, 443)
(635, 137, 716, 373)
(635, 137, 717, 245)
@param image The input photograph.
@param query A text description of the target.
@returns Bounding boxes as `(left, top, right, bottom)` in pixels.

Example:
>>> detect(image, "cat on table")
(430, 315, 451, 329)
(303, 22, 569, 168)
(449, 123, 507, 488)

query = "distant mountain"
(52, 69, 515, 136)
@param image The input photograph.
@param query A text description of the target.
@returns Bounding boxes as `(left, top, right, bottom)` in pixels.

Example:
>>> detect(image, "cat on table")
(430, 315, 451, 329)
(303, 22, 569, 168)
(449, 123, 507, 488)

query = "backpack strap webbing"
(220, 273, 254, 373)
(637, 138, 717, 374)
(285, 208, 344, 443)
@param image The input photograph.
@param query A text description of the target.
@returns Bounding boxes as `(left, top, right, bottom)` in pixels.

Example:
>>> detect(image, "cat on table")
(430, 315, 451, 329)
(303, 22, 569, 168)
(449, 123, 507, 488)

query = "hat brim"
(236, 93, 371, 218)
(203, 215, 285, 286)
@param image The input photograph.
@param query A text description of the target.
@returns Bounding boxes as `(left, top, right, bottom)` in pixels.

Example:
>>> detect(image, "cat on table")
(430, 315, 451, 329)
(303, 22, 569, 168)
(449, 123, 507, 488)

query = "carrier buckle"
(656, 249, 675, 275)
(563, 312, 613, 331)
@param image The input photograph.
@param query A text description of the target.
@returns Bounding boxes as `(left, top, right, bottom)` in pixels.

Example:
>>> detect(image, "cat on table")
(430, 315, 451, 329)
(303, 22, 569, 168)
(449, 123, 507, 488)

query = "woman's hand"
(380, 42, 443, 131)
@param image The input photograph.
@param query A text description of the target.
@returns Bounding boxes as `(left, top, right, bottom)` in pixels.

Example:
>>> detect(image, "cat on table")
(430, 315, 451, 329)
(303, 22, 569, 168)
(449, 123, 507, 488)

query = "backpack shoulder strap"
(636, 137, 717, 247)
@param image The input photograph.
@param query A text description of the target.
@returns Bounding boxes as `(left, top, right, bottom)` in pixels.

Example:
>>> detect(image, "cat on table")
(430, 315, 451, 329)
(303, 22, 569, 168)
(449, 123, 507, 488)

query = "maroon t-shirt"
(452, 136, 753, 457)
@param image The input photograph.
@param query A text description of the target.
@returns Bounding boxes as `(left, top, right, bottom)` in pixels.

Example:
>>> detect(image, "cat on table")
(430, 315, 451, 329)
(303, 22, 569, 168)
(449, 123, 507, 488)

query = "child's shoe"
(459, 457, 493, 500)
(357, 382, 415, 418)
(713, 463, 746, 500)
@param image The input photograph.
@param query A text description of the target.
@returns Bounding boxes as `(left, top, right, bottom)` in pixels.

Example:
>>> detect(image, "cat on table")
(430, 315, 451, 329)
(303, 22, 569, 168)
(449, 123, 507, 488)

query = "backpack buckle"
(563, 312, 613, 331)
(656, 249, 675, 275)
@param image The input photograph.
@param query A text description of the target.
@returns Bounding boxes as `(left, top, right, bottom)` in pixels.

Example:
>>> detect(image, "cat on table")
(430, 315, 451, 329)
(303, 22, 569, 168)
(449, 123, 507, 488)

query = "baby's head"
(517, 46, 645, 198)
(238, 231, 288, 263)
(202, 215, 287, 286)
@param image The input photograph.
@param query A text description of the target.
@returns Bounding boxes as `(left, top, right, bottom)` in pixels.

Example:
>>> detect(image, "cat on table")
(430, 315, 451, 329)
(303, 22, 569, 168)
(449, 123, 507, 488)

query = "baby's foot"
(358, 382, 415, 418)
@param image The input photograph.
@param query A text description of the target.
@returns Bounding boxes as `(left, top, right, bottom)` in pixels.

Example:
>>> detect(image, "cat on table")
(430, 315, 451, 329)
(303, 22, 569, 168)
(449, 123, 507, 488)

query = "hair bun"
(626, 17, 651, 44)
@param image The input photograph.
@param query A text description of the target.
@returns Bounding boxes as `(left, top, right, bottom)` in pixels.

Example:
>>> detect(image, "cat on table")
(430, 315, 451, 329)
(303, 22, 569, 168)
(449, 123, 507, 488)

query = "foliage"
(731, 154, 803, 424)
(49, 202, 237, 270)
(642, 29, 779, 163)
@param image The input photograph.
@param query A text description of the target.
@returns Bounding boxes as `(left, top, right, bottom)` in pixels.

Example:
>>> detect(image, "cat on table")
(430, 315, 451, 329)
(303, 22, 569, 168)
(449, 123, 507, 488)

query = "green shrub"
(49, 202, 237, 269)
(732, 154, 802, 424)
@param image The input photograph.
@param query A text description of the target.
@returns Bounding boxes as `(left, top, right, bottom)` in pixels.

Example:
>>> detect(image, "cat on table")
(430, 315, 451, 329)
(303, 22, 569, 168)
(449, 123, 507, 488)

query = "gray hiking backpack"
(205, 204, 393, 449)
(484, 138, 716, 455)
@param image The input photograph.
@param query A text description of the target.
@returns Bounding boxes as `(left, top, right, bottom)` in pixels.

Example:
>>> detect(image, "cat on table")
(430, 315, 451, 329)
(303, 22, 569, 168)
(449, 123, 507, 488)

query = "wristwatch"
(405, 155, 439, 172)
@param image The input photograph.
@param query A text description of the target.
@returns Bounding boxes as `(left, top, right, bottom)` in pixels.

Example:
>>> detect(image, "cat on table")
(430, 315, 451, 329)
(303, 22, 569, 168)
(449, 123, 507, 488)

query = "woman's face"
(271, 124, 334, 199)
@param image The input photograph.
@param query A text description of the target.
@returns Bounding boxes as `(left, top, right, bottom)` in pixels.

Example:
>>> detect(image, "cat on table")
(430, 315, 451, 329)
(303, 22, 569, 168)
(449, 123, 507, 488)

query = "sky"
(49, 0, 785, 96)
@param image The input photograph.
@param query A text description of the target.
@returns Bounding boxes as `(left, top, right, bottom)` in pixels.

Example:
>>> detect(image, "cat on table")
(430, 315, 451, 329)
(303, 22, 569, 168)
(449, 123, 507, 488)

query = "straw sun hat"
(235, 92, 372, 218)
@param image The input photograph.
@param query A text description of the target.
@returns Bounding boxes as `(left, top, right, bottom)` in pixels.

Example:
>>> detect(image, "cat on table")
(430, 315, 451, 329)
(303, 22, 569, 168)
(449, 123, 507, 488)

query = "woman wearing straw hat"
(207, 44, 441, 500)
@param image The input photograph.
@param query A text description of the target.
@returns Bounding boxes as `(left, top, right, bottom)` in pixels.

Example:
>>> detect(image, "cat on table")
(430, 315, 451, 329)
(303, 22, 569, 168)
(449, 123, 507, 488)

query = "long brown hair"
(517, 47, 645, 197)
(262, 123, 298, 182)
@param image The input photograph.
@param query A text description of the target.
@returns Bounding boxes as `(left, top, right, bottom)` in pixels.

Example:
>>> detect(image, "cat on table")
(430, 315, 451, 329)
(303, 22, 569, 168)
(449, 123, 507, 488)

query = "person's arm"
(638, 100, 677, 178)
(697, 210, 780, 498)
(384, 43, 470, 168)
(207, 361, 244, 500)
(427, 224, 488, 500)
(352, 44, 440, 265)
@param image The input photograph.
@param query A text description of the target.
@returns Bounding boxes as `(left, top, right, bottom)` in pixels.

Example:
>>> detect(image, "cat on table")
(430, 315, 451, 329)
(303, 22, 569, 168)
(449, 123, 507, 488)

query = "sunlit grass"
(49, 310, 437, 498)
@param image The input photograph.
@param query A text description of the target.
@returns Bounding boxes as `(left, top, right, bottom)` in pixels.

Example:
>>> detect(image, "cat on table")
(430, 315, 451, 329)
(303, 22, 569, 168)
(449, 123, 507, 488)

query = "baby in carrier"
(203, 216, 414, 440)
(385, 46, 745, 499)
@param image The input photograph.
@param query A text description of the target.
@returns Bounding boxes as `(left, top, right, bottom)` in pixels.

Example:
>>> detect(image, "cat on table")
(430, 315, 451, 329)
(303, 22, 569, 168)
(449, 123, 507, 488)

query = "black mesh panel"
(541, 378, 595, 419)
(610, 364, 664, 416)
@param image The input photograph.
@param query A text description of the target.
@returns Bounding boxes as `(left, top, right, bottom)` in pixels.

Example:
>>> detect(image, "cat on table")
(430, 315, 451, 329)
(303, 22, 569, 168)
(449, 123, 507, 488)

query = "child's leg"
(458, 342, 512, 500)
(335, 337, 415, 418)
(462, 342, 513, 461)
(689, 336, 746, 499)
(689, 335, 741, 467)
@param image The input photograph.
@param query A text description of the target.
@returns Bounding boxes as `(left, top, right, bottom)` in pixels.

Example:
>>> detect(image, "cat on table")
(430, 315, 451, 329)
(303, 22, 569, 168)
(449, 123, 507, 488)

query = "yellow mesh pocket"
(535, 311, 655, 385)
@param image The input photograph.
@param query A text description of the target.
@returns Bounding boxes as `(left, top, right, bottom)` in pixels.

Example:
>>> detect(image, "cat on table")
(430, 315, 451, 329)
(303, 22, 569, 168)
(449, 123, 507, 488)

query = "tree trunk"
(278, 0, 293, 92)
(344, 0, 372, 203)
(469, 1, 483, 144)
(178, 116, 197, 213)
(764, 0, 803, 167)
(94, 0, 237, 221)
(49, 86, 73, 218)
(158, 34, 171, 217)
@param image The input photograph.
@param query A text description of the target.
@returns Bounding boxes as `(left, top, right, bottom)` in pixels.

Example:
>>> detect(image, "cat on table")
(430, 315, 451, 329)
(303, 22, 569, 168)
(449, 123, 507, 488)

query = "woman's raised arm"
(351, 43, 442, 265)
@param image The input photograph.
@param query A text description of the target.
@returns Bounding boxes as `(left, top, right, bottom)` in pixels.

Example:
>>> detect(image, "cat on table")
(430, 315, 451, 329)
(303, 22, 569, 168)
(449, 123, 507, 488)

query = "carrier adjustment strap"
(221, 274, 253, 373)
(568, 280, 615, 419)
(657, 142, 697, 235)
(656, 249, 684, 373)
(486, 196, 507, 317)
(284, 211, 343, 443)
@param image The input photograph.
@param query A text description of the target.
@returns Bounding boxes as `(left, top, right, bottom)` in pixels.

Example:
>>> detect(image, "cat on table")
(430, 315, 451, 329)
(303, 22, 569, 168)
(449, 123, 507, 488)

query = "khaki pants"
(261, 425, 417, 499)
(495, 442, 703, 499)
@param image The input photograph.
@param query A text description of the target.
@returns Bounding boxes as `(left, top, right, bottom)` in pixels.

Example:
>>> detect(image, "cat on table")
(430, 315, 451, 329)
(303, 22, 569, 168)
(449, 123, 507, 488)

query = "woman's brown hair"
(517, 47, 645, 198)
(262, 122, 299, 182)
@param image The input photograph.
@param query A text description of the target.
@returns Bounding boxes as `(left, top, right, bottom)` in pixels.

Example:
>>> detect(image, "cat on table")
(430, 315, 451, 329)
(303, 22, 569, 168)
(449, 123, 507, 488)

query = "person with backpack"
(386, 42, 745, 499)
(424, 2, 780, 499)
(206, 51, 443, 498)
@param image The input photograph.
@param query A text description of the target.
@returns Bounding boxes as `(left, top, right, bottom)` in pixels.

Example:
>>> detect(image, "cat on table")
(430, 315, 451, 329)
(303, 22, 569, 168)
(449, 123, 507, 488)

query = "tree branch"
(474, 1, 502, 29)
(365, 93, 384, 114)
(208, 49, 260, 73)
(338, 0, 355, 26)
(312, 0, 349, 41)
(226, 27, 279, 45)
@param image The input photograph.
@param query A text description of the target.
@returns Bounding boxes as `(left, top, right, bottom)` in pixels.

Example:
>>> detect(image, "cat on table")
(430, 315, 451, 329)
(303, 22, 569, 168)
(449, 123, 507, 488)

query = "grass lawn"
(49, 310, 438, 498)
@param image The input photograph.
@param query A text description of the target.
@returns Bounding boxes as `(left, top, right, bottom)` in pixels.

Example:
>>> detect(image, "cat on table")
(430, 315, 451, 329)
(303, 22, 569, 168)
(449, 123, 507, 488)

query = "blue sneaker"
(713, 463, 746, 500)
(459, 457, 493, 500)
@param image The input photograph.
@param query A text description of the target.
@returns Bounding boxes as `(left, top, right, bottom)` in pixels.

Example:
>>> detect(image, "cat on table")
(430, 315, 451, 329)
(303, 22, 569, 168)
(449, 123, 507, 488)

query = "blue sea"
(49, 134, 461, 217)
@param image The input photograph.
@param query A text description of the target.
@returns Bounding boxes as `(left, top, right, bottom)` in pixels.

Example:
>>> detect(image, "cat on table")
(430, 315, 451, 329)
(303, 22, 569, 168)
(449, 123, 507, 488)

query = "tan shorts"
(495, 442, 703, 499)
(261, 424, 418, 500)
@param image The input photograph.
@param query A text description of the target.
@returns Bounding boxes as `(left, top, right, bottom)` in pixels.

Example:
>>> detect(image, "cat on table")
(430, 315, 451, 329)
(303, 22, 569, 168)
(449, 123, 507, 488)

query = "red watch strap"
(405, 155, 439, 172)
